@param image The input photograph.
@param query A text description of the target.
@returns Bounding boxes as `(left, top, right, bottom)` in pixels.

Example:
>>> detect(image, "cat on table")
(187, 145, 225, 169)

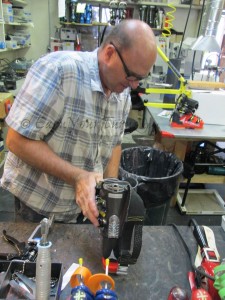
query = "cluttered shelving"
(0, 0, 32, 53)
(56, 0, 201, 52)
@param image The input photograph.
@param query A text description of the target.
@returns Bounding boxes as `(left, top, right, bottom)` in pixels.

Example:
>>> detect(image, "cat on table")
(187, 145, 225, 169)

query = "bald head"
(102, 20, 155, 48)
(98, 20, 157, 93)
(101, 20, 157, 72)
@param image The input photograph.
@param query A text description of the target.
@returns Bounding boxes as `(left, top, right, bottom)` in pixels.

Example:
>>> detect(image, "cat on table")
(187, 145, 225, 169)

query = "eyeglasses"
(110, 42, 148, 82)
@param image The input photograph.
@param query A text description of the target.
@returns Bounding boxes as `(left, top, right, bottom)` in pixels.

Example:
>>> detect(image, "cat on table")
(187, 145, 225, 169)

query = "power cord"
(169, 223, 215, 282)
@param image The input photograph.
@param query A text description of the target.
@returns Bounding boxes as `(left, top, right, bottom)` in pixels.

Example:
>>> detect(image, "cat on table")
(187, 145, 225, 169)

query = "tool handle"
(189, 219, 208, 249)
(2, 230, 26, 256)
(36, 242, 52, 300)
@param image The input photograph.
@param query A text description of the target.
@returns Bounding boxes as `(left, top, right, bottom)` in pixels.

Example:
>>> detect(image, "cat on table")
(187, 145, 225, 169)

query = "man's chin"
(115, 84, 129, 93)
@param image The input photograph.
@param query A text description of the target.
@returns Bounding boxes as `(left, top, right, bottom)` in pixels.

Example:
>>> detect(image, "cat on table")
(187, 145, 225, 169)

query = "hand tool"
(28, 214, 54, 245)
(9, 279, 35, 300)
(1, 215, 54, 261)
(189, 219, 220, 299)
(96, 178, 144, 275)
(170, 222, 222, 300)
(188, 271, 212, 300)
(1, 230, 37, 261)
(96, 178, 130, 259)
(36, 218, 52, 300)
(9, 271, 36, 299)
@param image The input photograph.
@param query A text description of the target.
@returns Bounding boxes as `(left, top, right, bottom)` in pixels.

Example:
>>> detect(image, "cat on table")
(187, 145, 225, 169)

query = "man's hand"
(6, 127, 103, 226)
(74, 171, 103, 226)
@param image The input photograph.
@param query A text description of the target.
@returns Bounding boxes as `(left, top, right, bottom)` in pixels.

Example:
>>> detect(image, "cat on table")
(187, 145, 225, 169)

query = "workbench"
(146, 106, 225, 162)
(0, 222, 225, 299)
(145, 107, 225, 209)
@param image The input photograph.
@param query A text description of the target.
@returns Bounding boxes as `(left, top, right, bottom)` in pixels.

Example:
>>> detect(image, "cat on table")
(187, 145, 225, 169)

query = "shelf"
(11, 0, 27, 6)
(0, 0, 32, 54)
(183, 174, 225, 184)
(60, 21, 109, 27)
(177, 189, 225, 215)
(139, 1, 202, 9)
(4, 22, 34, 27)
(67, 0, 202, 9)
(60, 23, 176, 31)
(0, 45, 31, 52)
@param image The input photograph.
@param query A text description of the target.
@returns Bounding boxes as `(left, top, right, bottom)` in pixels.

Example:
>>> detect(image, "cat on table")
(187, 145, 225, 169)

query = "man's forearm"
(6, 127, 84, 186)
(103, 144, 122, 178)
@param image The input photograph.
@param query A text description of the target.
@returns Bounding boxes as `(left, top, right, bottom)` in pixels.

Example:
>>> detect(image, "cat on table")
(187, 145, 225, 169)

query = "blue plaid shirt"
(1, 50, 131, 222)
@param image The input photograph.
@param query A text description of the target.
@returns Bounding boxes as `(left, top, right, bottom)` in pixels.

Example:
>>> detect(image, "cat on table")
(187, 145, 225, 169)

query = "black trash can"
(119, 146, 183, 225)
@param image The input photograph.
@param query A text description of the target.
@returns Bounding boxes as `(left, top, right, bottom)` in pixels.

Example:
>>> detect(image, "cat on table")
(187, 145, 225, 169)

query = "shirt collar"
(87, 49, 104, 93)
(84, 49, 131, 100)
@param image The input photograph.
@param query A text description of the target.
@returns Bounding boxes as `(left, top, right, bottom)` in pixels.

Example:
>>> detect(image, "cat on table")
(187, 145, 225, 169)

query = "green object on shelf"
(207, 166, 225, 175)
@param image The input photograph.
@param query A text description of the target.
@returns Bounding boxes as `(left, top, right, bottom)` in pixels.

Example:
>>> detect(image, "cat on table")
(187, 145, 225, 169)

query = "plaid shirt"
(1, 50, 131, 222)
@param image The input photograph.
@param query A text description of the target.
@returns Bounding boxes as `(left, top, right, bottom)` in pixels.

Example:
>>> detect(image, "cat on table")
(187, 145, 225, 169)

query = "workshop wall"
(0, 0, 200, 63)
(25, 0, 59, 60)
(0, 0, 59, 62)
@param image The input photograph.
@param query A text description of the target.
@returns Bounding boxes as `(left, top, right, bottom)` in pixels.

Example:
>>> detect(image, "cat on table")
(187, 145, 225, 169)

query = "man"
(1, 19, 157, 225)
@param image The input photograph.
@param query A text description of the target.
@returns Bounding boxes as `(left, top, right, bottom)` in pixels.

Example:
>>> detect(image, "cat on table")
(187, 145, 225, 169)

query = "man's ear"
(104, 44, 114, 63)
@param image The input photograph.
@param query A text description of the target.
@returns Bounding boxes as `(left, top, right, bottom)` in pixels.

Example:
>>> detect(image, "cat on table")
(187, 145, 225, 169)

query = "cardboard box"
(0, 92, 14, 119)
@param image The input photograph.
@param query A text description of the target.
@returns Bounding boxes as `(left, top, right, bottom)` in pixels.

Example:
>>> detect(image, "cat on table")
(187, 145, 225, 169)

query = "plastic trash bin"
(119, 146, 183, 225)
